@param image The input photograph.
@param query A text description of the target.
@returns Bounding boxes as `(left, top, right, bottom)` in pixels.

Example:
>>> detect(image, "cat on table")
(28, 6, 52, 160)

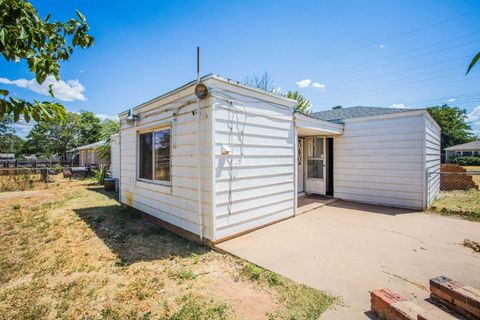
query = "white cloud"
(312, 82, 326, 91)
(379, 44, 385, 49)
(388, 103, 410, 109)
(447, 98, 456, 103)
(0, 75, 86, 101)
(296, 79, 311, 88)
(96, 113, 118, 121)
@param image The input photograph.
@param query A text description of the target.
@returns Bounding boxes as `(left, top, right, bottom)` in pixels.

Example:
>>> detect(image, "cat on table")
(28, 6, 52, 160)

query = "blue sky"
(1, 0, 480, 135)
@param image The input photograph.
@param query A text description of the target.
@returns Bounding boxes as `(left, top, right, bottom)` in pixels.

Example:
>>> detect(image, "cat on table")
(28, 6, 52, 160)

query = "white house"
(444, 141, 480, 162)
(67, 141, 108, 167)
(114, 74, 441, 244)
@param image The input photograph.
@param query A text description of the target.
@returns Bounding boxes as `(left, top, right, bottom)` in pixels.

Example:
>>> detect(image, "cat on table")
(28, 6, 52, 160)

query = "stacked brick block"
(440, 164, 478, 191)
(371, 276, 480, 320)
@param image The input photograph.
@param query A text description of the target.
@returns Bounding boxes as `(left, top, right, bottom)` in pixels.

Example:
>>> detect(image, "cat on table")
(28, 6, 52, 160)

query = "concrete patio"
(216, 200, 480, 319)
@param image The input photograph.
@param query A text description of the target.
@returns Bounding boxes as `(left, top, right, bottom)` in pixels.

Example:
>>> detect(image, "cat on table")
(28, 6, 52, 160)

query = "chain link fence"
(429, 165, 480, 191)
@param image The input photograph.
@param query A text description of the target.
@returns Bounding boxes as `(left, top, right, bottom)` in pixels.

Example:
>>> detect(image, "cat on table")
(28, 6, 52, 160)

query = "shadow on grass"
(73, 203, 209, 265)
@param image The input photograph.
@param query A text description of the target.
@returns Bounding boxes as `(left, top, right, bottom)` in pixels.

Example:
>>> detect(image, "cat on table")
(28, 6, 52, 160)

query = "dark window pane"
(307, 159, 324, 179)
(154, 129, 171, 181)
(139, 133, 153, 180)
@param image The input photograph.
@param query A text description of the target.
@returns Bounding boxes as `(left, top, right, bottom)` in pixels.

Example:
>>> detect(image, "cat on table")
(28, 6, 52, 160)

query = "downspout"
(293, 111, 298, 216)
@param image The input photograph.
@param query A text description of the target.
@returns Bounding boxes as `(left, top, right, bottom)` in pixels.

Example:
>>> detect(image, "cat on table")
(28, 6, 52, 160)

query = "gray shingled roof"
(311, 106, 422, 122)
(444, 141, 480, 151)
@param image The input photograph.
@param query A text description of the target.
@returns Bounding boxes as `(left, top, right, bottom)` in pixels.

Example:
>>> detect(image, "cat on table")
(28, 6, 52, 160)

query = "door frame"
(297, 138, 304, 194)
(304, 137, 327, 195)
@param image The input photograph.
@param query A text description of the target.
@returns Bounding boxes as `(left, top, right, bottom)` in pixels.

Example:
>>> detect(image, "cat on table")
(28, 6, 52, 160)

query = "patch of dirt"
(203, 272, 280, 320)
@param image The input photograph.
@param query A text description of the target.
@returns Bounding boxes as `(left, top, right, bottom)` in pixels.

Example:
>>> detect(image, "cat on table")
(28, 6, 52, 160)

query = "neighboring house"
(116, 74, 441, 244)
(444, 141, 480, 163)
(67, 140, 108, 167)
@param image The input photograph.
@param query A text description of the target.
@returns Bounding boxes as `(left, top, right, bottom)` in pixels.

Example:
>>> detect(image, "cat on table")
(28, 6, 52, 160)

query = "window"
(139, 127, 171, 183)
(463, 151, 473, 156)
(307, 138, 324, 179)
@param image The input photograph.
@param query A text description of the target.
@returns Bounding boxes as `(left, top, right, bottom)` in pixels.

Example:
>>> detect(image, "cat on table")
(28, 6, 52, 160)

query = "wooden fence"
(0, 160, 76, 169)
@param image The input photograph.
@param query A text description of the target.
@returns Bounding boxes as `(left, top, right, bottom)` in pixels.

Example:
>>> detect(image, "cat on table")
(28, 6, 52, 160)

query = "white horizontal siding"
(425, 114, 441, 207)
(334, 114, 425, 209)
(212, 90, 295, 240)
(119, 93, 213, 240)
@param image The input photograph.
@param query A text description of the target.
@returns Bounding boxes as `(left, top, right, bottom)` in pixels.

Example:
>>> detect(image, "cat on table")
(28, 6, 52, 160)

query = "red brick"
(390, 300, 425, 320)
(429, 276, 480, 319)
(371, 289, 407, 319)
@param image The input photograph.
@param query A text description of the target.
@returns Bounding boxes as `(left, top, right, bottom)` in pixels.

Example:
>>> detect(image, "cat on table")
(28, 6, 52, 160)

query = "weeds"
(174, 267, 196, 281)
(163, 294, 230, 320)
(240, 262, 336, 320)
(463, 239, 480, 253)
(431, 189, 480, 222)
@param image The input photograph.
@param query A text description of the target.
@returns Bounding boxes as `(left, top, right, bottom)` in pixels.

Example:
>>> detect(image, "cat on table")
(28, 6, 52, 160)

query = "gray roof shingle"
(444, 141, 480, 151)
(311, 106, 422, 123)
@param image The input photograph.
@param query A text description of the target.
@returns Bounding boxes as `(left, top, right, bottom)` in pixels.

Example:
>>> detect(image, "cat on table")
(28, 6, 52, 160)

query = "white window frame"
(137, 124, 172, 187)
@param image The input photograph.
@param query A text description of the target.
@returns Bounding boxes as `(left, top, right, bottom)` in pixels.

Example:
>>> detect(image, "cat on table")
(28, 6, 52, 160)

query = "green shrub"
(448, 156, 480, 166)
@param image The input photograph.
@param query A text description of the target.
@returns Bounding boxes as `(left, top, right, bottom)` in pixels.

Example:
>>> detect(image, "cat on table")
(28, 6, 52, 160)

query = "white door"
(305, 137, 326, 195)
(297, 139, 304, 193)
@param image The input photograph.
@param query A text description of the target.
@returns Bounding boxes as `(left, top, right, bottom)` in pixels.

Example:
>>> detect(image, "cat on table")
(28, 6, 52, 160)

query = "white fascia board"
(295, 112, 344, 134)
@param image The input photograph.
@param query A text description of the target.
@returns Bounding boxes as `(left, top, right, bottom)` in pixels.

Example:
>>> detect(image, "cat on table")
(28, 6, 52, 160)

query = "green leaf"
(0, 89, 9, 96)
(48, 83, 55, 98)
(75, 9, 86, 22)
(466, 51, 480, 75)
(0, 28, 5, 45)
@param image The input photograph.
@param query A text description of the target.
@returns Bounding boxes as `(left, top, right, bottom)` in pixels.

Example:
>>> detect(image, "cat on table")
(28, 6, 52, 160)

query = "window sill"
(136, 179, 171, 193)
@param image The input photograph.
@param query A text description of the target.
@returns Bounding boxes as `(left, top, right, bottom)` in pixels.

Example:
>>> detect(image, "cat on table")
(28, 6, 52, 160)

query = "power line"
(308, 71, 470, 101)
(278, 38, 480, 89)
(280, 9, 480, 75)
(401, 91, 480, 105)
(312, 76, 479, 106)
(321, 62, 466, 91)
(282, 31, 480, 87)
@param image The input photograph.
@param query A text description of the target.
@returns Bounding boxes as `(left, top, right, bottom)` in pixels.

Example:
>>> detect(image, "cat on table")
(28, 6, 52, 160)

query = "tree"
(286, 91, 311, 114)
(0, 133, 24, 154)
(245, 72, 312, 113)
(0, 0, 94, 122)
(22, 112, 81, 159)
(96, 118, 119, 161)
(428, 105, 476, 149)
(79, 110, 102, 145)
(333, 105, 342, 109)
(0, 115, 24, 154)
(466, 51, 480, 74)
(245, 72, 275, 92)
(0, 114, 14, 134)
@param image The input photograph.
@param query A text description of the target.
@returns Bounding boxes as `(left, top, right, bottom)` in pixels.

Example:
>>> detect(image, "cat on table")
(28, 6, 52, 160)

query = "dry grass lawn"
(0, 179, 335, 320)
(463, 166, 480, 186)
(430, 189, 480, 222)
